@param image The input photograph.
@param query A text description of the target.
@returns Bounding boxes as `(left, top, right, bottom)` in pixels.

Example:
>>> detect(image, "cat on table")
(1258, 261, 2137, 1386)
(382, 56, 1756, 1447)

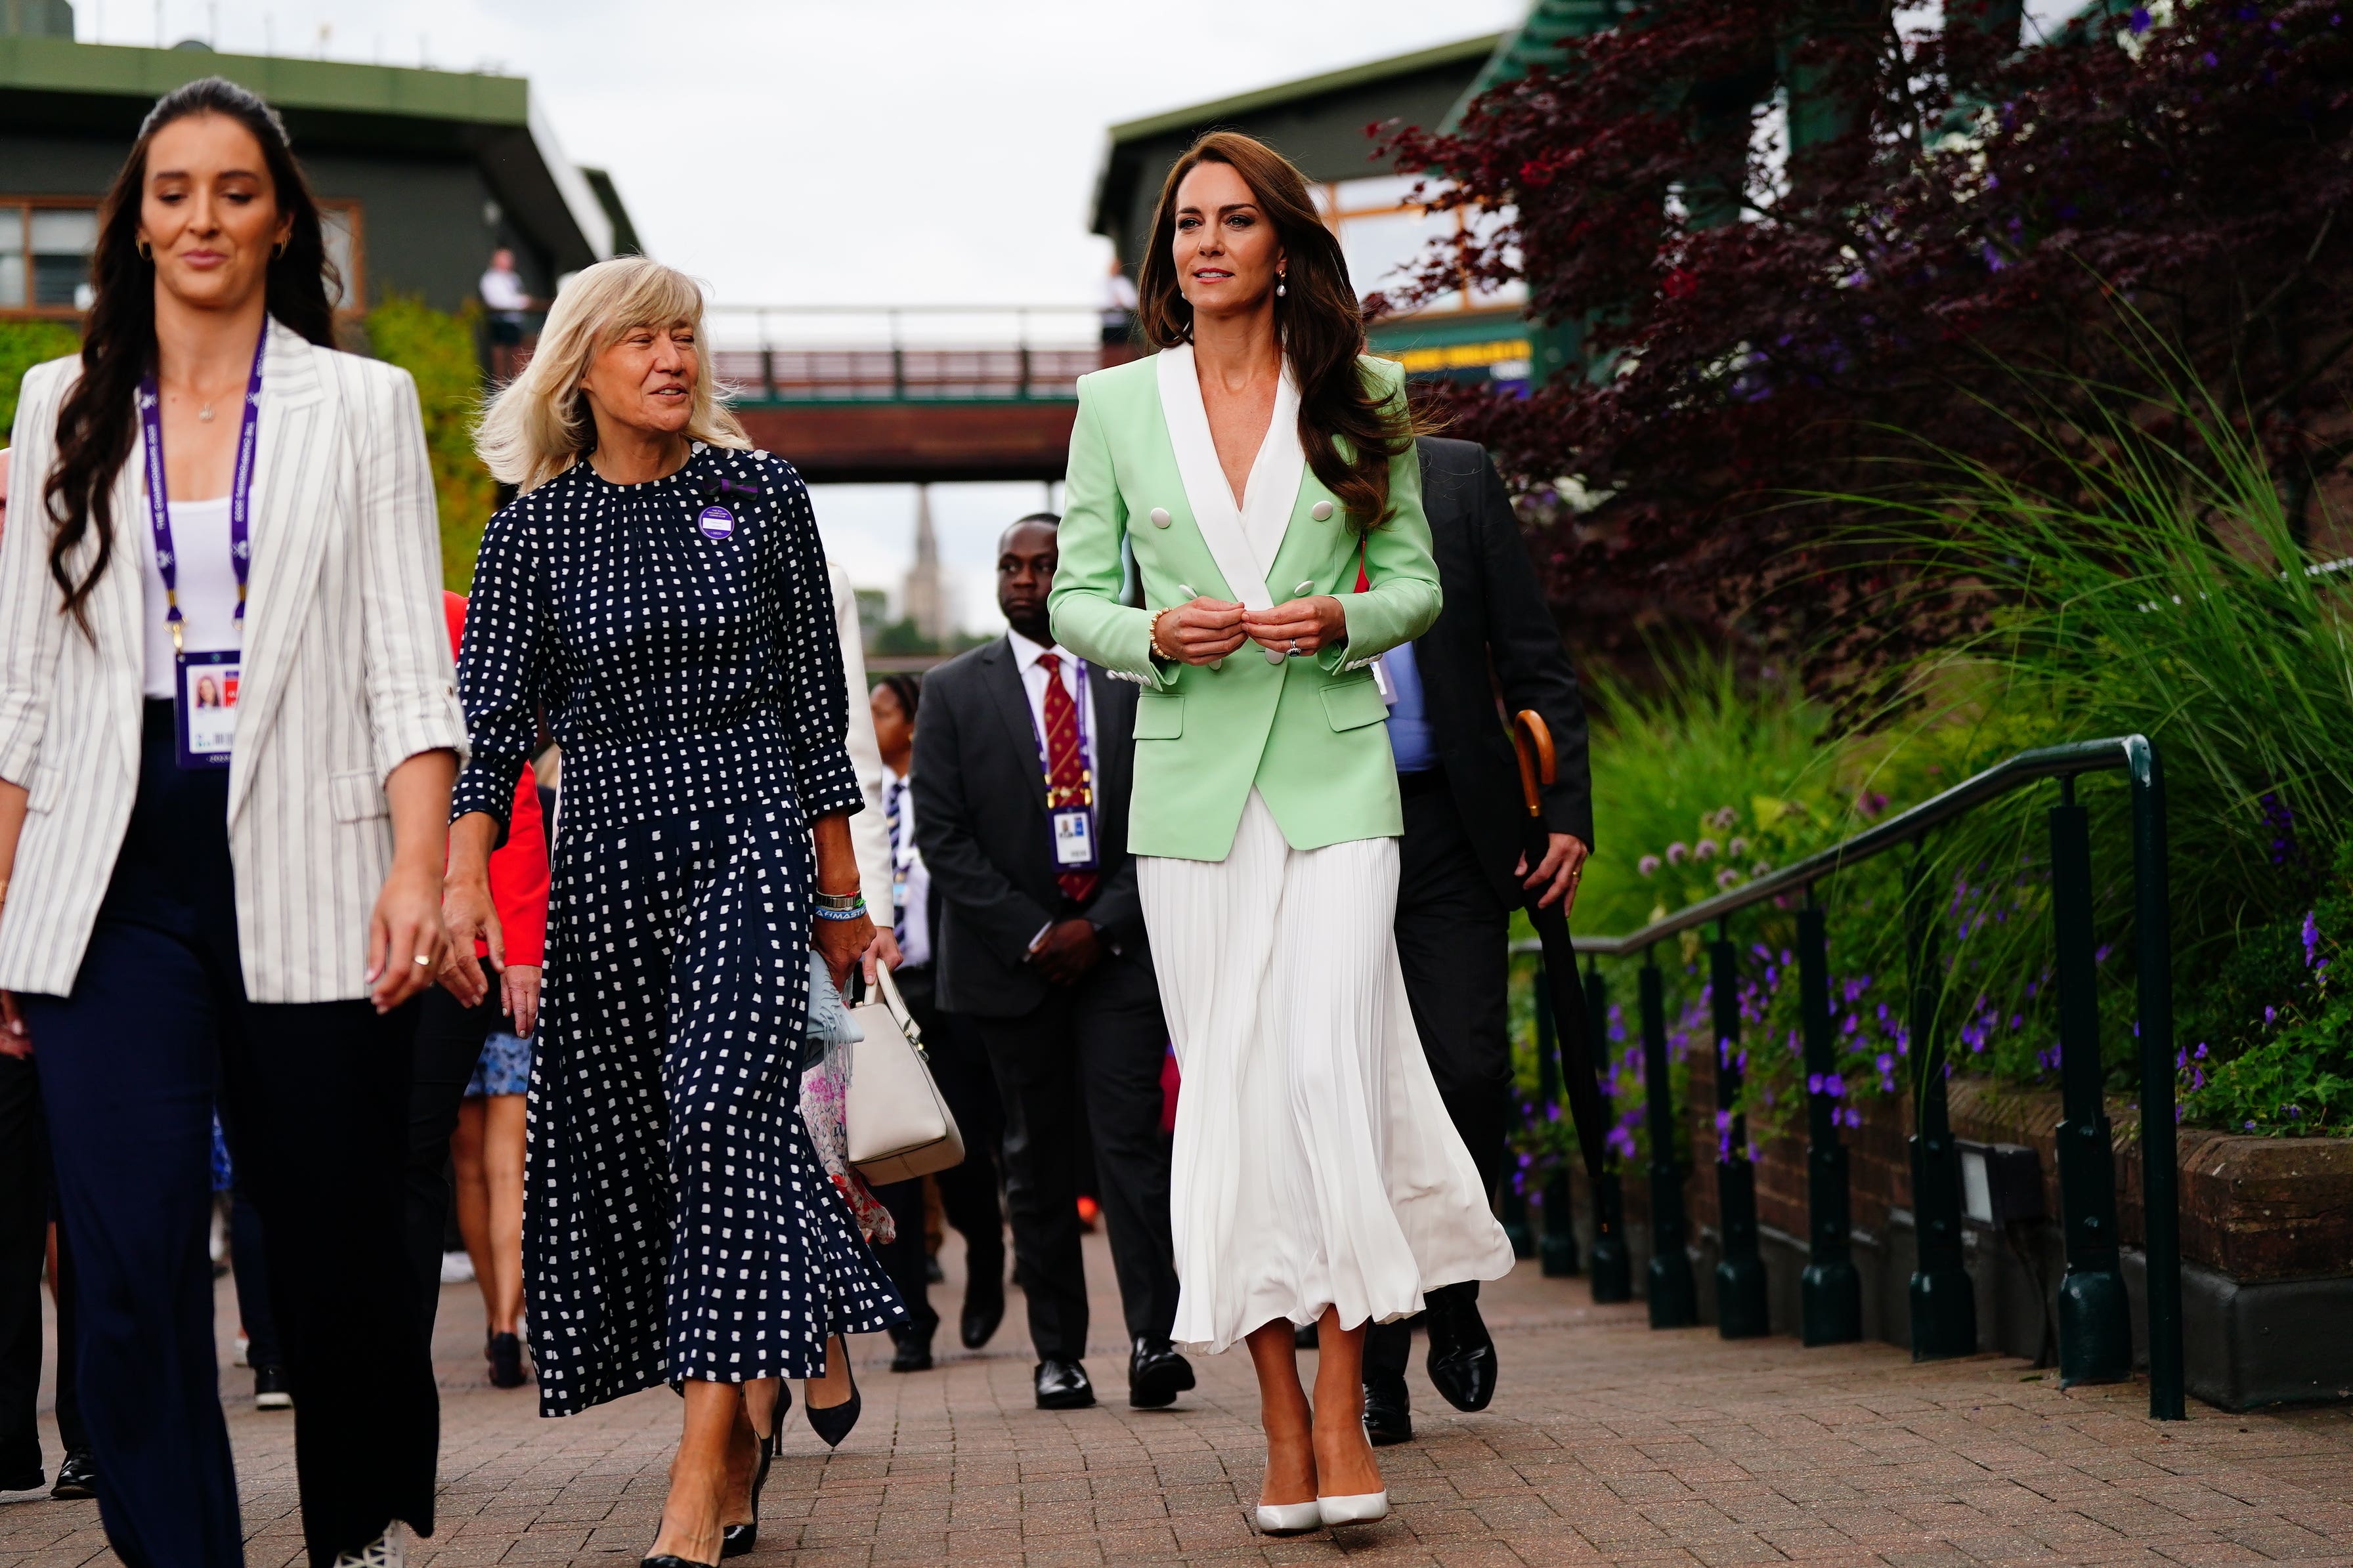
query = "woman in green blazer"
(1049, 131, 1514, 1538)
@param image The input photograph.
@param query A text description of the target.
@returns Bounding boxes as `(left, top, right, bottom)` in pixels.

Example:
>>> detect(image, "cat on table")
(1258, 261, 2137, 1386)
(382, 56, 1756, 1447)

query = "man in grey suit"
(912, 514, 1191, 1414)
(1364, 436, 1595, 1445)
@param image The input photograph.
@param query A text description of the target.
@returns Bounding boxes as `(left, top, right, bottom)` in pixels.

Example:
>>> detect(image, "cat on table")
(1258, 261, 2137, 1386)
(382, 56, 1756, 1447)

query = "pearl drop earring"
(1276, 276, 1287, 299)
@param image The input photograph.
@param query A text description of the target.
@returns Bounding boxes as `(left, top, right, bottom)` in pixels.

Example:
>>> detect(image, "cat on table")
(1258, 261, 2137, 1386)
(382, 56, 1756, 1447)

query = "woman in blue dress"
(443, 257, 902, 1568)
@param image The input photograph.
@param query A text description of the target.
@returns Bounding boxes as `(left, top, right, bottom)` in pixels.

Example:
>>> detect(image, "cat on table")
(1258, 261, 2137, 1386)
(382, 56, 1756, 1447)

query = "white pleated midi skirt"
(1139, 790, 1517, 1355)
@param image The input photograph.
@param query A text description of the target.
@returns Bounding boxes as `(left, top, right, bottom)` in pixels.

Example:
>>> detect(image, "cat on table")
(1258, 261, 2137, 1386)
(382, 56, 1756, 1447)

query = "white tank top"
(140, 492, 252, 700)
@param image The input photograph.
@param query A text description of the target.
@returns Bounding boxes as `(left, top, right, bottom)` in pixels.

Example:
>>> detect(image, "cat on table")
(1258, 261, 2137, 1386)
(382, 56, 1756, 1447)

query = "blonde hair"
(474, 255, 749, 493)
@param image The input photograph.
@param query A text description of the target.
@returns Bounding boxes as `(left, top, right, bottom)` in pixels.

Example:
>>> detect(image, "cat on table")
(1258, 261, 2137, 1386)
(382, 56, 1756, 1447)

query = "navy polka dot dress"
(452, 444, 905, 1417)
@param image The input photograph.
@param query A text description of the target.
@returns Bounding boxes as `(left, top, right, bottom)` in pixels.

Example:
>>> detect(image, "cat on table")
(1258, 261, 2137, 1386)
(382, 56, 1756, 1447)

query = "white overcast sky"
(82, 1, 1526, 631)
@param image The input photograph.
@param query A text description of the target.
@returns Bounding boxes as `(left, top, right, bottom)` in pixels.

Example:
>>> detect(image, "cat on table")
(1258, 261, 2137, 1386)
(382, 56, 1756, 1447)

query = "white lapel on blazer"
(1238, 368, 1304, 585)
(1155, 343, 1272, 610)
(227, 318, 334, 818)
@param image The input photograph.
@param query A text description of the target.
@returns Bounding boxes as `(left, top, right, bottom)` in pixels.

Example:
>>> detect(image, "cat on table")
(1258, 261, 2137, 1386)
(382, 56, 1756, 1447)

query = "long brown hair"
(45, 77, 338, 634)
(1136, 130, 1412, 530)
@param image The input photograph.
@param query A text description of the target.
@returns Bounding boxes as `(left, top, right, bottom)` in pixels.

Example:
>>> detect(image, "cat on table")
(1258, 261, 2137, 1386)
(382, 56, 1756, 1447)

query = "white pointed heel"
(1317, 1491, 1391, 1527)
(1253, 1500, 1322, 1535)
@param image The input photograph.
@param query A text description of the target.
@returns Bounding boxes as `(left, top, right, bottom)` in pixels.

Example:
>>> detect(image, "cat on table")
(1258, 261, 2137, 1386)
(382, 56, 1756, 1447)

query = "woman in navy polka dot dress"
(443, 257, 903, 1568)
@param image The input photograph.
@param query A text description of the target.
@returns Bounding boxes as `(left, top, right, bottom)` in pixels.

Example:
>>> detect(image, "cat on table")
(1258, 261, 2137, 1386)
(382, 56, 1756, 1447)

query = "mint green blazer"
(1048, 347, 1441, 862)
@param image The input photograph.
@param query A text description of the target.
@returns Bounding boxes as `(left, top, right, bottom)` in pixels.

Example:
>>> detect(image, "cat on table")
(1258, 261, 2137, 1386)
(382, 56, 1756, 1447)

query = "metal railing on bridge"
(702, 304, 1108, 404)
(1514, 736, 2186, 1420)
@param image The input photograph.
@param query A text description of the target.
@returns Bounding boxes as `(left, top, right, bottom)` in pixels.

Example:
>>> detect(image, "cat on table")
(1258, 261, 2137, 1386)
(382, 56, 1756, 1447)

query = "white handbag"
(844, 965, 967, 1184)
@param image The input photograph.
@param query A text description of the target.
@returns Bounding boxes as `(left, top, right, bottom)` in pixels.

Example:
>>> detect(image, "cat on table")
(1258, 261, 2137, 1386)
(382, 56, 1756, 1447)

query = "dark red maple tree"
(1382, 0, 2353, 666)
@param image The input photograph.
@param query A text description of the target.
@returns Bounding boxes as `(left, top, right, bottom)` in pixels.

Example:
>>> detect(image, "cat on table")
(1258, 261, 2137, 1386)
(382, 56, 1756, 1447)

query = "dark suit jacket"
(911, 636, 1154, 1018)
(1412, 436, 1596, 905)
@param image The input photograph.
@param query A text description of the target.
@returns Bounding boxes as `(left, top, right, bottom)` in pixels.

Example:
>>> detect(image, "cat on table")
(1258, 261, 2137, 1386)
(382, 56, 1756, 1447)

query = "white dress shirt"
(479, 266, 529, 314)
(1006, 625, 1100, 786)
(881, 761, 932, 969)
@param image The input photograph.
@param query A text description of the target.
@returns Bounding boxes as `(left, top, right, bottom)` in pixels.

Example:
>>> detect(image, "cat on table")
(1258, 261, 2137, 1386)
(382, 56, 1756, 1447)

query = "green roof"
(0, 34, 529, 122)
(1443, 0, 1623, 131)
(1108, 32, 1505, 146)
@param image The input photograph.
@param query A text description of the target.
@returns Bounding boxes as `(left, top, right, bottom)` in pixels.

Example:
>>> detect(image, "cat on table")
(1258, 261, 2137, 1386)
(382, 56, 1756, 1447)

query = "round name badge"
(697, 505, 735, 540)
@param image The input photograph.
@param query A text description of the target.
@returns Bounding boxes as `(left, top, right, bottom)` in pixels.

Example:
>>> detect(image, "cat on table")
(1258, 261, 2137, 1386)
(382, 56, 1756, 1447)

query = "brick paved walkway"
(5, 1233, 2350, 1567)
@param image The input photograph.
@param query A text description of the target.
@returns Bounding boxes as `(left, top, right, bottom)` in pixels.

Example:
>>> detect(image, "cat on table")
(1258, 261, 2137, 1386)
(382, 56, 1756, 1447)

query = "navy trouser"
(26, 702, 435, 1568)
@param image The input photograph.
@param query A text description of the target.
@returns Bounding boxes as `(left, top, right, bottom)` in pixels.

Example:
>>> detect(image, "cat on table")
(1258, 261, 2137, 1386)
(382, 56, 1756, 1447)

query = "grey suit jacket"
(0, 318, 466, 1002)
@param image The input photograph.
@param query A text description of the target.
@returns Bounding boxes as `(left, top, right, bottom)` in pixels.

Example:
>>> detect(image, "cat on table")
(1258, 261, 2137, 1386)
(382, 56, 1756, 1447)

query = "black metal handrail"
(1555, 737, 2153, 957)
(1513, 734, 2186, 1421)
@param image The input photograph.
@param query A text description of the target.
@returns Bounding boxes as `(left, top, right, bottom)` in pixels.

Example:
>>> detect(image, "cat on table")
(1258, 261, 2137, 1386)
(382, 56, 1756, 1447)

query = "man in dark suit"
(912, 513, 1191, 1413)
(1364, 436, 1595, 1445)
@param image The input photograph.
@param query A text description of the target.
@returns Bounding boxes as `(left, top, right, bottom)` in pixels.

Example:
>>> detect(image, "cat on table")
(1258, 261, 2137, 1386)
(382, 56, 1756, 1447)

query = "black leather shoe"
(1127, 1338, 1196, 1409)
(0, 1466, 40, 1493)
(50, 1449, 95, 1499)
(720, 1422, 773, 1559)
(960, 1258, 1004, 1349)
(487, 1332, 529, 1389)
(1033, 1357, 1094, 1410)
(889, 1326, 934, 1373)
(643, 1554, 718, 1568)
(806, 1340, 863, 1449)
(1424, 1283, 1498, 1412)
(1362, 1372, 1414, 1446)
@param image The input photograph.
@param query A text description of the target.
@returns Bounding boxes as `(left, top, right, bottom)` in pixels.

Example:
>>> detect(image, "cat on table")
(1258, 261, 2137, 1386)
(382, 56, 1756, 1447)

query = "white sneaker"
(232, 1332, 249, 1368)
(330, 1525, 406, 1568)
(439, 1250, 475, 1284)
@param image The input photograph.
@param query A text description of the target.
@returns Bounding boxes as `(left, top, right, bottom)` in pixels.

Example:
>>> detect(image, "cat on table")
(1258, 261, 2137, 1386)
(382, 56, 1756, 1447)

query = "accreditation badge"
(1050, 807, 1099, 871)
(175, 650, 242, 769)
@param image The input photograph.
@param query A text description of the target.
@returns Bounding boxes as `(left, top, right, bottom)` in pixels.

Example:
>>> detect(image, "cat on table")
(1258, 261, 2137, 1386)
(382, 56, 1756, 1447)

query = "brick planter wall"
(1545, 1043, 2353, 1410)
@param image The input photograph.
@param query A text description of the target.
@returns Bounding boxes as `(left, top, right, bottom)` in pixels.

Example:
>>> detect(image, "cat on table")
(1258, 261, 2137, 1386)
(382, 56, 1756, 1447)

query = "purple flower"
(1712, 807, 1738, 832)
(2302, 910, 2321, 969)
(1695, 838, 1719, 862)
(1667, 842, 1689, 866)
(1808, 1072, 1825, 1095)
(1729, 837, 1750, 857)
(1638, 854, 1662, 878)
(1717, 867, 1740, 889)
(2128, 4, 2151, 30)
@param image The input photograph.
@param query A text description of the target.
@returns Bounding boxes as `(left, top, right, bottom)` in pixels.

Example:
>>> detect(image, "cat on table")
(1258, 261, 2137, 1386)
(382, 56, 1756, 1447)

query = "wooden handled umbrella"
(1511, 710, 1610, 1183)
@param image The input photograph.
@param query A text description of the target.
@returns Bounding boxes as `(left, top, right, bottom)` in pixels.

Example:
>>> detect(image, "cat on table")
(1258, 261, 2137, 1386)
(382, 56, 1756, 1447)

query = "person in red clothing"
(404, 591, 550, 1389)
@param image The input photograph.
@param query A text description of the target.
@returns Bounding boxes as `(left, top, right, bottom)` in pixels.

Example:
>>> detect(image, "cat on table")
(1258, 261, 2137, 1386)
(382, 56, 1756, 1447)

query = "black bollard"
(1641, 956, 1698, 1328)
(2050, 776, 2131, 1384)
(1710, 927, 1770, 1337)
(1536, 975, 1583, 1277)
(1586, 962, 1632, 1303)
(1798, 899, 1863, 1345)
(1906, 853, 1977, 1359)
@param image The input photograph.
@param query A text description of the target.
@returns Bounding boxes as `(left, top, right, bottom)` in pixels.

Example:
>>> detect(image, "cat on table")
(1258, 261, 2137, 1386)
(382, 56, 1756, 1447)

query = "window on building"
(0, 201, 97, 314)
(0, 198, 364, 316)
(1320, 176, 1527, 317)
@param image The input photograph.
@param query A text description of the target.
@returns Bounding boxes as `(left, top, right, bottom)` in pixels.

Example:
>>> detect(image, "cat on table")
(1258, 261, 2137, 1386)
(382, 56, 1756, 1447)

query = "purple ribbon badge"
(697, 505, 735, 541)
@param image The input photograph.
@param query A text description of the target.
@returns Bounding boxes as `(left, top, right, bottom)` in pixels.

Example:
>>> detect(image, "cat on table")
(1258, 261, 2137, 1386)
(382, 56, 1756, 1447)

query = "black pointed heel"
(804, 1338, 862, 1449)
(719, 1417, 775, 1559)
(643, 1556, 718, 1568)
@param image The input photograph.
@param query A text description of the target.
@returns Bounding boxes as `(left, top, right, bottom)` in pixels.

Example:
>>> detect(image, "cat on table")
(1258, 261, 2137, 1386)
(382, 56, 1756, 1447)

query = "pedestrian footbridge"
(704, 305, 1106, 484)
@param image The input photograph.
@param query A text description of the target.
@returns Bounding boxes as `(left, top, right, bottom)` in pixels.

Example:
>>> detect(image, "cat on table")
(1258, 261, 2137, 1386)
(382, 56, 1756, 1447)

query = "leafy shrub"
(365, 295, 496, 590)
(0, 319, 81, 434)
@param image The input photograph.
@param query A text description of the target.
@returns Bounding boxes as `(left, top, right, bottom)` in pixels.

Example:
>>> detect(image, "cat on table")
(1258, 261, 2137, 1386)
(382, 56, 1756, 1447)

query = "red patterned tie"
(1037, 652, 1098, 906)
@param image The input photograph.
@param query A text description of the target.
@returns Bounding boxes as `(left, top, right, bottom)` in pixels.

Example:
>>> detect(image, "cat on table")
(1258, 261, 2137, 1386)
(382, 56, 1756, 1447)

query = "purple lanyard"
(137, 328, 265, 654)
(1029, 654, 1092, 809)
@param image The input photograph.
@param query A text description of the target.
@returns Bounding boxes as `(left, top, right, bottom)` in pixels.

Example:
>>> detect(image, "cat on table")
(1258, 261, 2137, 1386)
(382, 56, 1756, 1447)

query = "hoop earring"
(136, 239, 152, 261)
(274, 238, 289, 259)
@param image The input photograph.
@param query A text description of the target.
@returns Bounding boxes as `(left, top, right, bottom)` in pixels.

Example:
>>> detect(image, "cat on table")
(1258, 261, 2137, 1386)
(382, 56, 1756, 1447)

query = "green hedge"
(0, 319, 82, 437)
(364, 295, 498, 591)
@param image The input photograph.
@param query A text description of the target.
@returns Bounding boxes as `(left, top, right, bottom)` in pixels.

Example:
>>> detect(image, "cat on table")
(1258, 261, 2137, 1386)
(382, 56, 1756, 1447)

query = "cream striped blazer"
(0, 317, 467, 1003)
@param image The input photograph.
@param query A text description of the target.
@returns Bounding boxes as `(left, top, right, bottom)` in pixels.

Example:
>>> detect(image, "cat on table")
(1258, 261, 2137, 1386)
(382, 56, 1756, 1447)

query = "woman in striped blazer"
(0, 79, 464, 1568)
